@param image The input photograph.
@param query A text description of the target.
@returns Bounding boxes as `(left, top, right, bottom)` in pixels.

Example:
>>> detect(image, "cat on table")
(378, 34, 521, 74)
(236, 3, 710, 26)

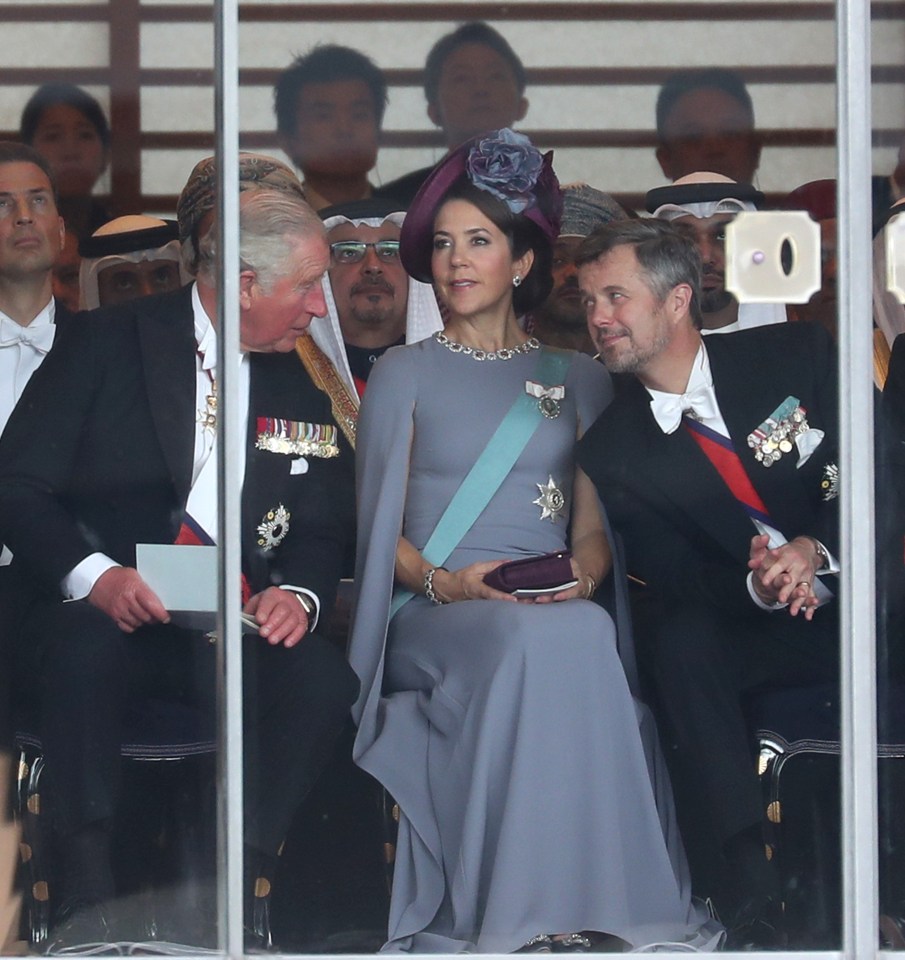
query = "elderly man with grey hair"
(528, 183, 627, 354)
(0, 157, 358, 951)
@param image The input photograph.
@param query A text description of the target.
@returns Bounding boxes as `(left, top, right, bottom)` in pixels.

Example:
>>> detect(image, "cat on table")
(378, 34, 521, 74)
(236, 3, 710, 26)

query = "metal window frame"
(214, 0, 244, 956)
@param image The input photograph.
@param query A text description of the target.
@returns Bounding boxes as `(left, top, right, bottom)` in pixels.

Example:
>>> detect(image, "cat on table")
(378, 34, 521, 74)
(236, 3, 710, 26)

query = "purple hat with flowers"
(400, 128, 562, 283)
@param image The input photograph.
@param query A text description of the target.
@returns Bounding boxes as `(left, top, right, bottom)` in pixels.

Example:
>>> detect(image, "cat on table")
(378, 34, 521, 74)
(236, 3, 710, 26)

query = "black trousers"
(0, 563, 26, 755)
(14, 598, 359, 854)
(635, 596, 839, 847)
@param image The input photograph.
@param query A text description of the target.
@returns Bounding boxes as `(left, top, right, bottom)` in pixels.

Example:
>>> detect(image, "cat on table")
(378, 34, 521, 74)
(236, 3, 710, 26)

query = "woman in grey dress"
(348, 130, 722, 953)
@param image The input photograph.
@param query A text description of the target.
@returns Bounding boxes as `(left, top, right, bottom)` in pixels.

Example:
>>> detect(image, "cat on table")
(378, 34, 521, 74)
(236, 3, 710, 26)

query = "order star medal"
(257, 504, 290, 550)
(533, 475, 565, 523)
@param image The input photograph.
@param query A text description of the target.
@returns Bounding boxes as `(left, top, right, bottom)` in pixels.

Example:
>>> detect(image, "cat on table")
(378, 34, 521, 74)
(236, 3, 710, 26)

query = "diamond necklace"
(434, 331, 540, 361)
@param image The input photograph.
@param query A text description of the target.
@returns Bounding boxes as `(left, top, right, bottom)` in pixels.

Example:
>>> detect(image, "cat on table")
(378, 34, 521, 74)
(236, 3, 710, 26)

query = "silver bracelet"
(585, 574, 597, 599)
(424, 566, 447, 604)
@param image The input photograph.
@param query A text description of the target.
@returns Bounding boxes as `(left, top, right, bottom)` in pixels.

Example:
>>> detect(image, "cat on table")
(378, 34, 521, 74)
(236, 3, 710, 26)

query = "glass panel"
(233, 2, 857, 956)
(0, 1, 226, 954)
(874, 0, 905, 952)
(0, 1, 885, 958)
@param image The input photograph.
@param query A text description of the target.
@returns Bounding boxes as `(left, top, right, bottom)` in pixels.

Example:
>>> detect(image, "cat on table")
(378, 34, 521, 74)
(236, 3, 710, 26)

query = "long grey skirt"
(369, 594, 722, 953)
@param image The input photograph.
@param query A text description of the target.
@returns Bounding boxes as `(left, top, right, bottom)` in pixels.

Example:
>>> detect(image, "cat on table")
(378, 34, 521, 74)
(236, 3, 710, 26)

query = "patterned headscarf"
(559, 183, 626, 237)
(176, 153, 305, 273)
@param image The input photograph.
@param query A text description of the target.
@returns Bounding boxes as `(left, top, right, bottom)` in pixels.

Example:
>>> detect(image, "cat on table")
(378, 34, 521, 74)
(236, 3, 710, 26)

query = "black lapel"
(242, 353, 288, 587)
(136, 286, 196, 502)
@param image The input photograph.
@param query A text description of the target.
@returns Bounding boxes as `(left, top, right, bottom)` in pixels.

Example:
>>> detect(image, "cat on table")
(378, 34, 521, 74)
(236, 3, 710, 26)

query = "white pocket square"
(795, 428, 824, 467)
(290, 457, 309, 475)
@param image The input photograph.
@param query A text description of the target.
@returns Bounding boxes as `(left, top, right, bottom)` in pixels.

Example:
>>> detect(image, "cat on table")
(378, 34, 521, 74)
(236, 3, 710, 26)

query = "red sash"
(683, 417, 771, 525)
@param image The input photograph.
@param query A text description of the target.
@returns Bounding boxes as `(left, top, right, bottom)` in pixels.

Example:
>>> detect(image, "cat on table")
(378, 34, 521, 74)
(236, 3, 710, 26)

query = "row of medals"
(748, 408, 808, 467)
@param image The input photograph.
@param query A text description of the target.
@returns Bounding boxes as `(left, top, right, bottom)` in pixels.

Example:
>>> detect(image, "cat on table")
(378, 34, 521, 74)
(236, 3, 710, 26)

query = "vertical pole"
(836, 1, 878, 958)
(213, 0, 243, 955)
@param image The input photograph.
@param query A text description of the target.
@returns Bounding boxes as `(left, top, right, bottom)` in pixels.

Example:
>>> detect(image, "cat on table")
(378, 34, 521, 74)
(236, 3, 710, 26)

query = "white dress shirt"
(0, 299, 56, 566)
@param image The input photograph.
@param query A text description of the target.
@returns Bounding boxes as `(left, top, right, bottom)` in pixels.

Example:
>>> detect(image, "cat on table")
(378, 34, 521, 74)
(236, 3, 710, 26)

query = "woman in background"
(21, 82, 111, 240)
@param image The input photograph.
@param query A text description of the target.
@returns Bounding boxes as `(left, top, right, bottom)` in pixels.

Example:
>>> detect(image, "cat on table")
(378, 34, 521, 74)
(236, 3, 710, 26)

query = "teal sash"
(390, 347, 570, 618)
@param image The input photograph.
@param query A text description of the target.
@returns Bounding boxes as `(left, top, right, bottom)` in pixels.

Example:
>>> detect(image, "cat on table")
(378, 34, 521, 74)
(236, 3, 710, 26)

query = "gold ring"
(796, 580, 811, 590)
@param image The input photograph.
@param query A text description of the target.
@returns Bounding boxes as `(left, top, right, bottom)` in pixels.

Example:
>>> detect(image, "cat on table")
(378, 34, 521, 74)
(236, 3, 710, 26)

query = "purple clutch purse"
(482, 550, 575, 594)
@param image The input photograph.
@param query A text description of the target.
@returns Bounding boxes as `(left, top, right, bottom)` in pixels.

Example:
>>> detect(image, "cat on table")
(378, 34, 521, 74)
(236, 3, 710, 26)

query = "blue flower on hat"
(466, 128, 544, 214)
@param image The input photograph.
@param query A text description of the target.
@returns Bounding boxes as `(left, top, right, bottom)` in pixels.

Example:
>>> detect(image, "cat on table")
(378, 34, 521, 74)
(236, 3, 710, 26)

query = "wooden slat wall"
(0, 1, 903, 216)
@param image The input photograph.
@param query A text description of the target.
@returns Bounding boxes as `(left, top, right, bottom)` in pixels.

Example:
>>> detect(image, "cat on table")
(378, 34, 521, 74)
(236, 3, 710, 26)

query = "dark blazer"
(578, 321, 839, 619)
(0, 285, 353, 625)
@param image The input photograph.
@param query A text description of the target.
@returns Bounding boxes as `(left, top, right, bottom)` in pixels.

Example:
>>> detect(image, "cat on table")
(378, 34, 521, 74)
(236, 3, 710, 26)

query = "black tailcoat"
(0, 285, 358, 850)
(578, 321, 839, 873)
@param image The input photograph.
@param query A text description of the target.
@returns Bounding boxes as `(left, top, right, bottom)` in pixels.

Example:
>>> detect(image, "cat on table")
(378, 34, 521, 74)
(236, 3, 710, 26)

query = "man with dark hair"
(274, 44, 387, 211)
(78, 215, 182, 309)
(647, 171, 786, 331)
(576, 218, 839, 949)
(528, 183, 627, 354)
(0, 158, 358, 950)
(378, 22, 528, 206)
(0, 141, 68, 756)
(655, 68, 761, 184)
(311, 198, 442, 404)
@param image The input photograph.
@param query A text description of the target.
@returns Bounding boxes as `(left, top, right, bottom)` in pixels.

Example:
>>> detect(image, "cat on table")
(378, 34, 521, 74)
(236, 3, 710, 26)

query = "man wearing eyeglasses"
(308, 199, 443, 402)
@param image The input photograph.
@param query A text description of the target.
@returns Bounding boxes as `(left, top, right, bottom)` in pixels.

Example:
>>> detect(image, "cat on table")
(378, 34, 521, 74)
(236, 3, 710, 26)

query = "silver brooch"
(533, 475, 566, 522)
(256, 504, 291, 550)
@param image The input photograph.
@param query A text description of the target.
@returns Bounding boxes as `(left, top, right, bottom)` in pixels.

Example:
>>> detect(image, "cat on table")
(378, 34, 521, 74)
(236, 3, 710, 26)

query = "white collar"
(646, 343, 718, 435)
(646, 342, 712, 403)
(191, 283, 217, 372)
(0, 297, 56, 330)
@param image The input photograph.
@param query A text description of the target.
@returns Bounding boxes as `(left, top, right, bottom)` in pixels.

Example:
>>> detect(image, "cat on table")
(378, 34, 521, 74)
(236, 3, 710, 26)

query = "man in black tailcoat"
(0, 162, 358, 949)
(577, 219, 839, 949)
(0, 142, 75, 787)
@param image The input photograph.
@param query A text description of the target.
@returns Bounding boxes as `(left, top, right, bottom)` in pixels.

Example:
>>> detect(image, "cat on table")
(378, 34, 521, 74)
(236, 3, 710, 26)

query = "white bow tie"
(0, 316, 54, 355)
(650, 382, 718, 435)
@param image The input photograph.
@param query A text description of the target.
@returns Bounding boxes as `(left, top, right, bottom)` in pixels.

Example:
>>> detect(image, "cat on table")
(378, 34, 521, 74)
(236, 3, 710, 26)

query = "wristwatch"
(808, 537, 830, 570)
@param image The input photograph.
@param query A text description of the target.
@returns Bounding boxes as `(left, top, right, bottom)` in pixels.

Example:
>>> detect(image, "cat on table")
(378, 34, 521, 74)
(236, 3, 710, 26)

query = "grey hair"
(194, 188, 325, 291)
(575, 218, 704, 329)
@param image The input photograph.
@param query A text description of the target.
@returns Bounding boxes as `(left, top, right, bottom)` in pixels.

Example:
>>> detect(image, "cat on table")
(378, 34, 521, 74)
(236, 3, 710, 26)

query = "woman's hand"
(432, 560, 519, 604)
(528, 557, 596, 604)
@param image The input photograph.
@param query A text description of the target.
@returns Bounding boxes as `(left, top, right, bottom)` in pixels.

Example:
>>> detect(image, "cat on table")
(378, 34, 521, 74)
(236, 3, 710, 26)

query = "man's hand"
(244, 586, 309, 647)
(748, 534, 820, 619)
(88, 567, 171, 632)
